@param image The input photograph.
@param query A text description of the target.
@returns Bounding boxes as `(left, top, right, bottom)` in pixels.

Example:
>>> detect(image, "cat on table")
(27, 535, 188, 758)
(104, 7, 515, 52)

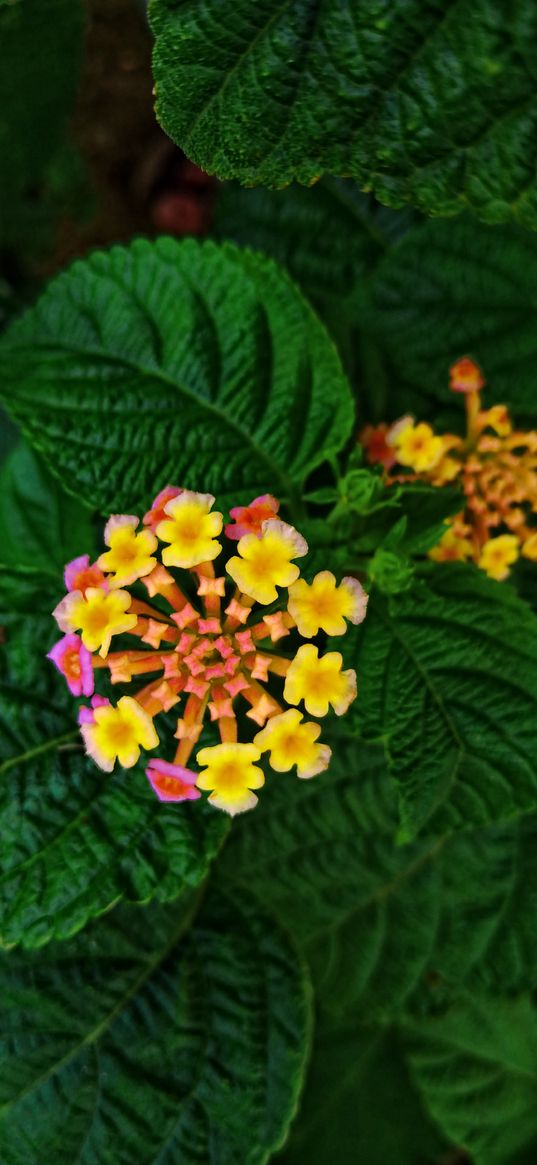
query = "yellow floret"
(226, 519, 308, 605)
(196, 742, 264, 815)
(156, 490, 223, 568)
(284, 644, 356, 718)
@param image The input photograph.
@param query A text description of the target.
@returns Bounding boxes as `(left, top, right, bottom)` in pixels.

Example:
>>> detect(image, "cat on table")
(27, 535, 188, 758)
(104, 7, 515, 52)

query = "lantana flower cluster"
(361, 358, 537, 581)
(49, 489, 367, 815)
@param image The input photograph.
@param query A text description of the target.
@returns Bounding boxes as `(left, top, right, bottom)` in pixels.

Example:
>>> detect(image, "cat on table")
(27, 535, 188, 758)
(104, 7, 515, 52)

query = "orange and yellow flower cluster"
(49, 489, 367, 815)
(361, 358, 537, 581)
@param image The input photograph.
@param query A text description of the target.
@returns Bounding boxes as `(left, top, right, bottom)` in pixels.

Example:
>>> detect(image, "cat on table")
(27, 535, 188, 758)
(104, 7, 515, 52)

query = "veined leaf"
(0, 237, 353, 514)
(370, 216, 537, 424)
(218, 741, 537, 1013)
(0, 889, 311, 1164)
(404, 994, 537, 1165)
(0, 696, 227, 949)
(150, 0, 537, 227)
(349, 565, 537, 838)
(0, 441, 95, 574)
(278, 1015, 449, 1165)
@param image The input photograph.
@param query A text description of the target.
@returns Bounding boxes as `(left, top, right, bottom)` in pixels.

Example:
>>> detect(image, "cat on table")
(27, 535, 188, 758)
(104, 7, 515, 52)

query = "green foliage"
(370, 216, 537, 424)
(404, 995, 537, 1165)
(0, 0, 84, 246)
(218, 742, 537, 1014)
(0, 441, 95, 574)
(278, 1018, 449, 1165)
(0, 681, 227, 949)
(348, 566, 537, 838)
(0, 238, 353, 514)
(150, 0, 537, 226)
(0, 889, 312, 1163)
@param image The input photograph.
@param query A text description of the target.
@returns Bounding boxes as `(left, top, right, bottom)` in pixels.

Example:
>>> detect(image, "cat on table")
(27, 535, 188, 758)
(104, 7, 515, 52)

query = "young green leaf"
(0, 889, 312, 1164)
(0, 238, 354, 514)
(349, 565, 537, 838)
(150, 0, 537, 227)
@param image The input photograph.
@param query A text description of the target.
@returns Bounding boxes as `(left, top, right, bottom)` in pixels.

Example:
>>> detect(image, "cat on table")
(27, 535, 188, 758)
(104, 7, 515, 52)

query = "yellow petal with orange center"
(227, 519, 308, 605)
(156, 490, 223, 568)
(254, 709, 331, 778)
(284, 644, 357, 718)
(288, 571, 367, 637)
(196, 742, 264, 815)
(81, 696, 158, 771)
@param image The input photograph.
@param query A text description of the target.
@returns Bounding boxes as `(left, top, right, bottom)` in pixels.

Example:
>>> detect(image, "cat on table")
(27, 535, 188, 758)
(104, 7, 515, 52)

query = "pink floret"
(146, 758, 201, 802)
(47, 634, 95, 698)
(143, 485, 183, 531)
(225, 494, 280, 540)
(77, 694, 110, 725)
(64, 555, 107, 594)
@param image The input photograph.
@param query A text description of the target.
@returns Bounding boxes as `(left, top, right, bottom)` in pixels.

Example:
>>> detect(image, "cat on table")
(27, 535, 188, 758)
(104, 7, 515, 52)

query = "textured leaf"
(0, 695, 227, 948)
(279, 1016, 449, 1165)
(215, 179, 414, 318)
(218, 741, 537, 1013)
(0, 441, 95, 574)
(0, 888, 311, 1164)
(370, 216, 537, 424)
(150, 0, 537, 227)
(0, 237, 353, 514)
(404, 995, 537, 1165)
(0, 0, 84, 244)
(348, 565, 537, 838)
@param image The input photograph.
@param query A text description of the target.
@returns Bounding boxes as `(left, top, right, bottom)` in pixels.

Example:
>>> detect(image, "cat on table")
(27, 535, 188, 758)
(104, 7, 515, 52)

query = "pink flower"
(225, 494, 279, 540)
(146, 758, 201, 802)
(143, 485, 183, 532)
(77, 694, 110, 725)
(47, 634, 94, 697)
(64, 555, 107, 594)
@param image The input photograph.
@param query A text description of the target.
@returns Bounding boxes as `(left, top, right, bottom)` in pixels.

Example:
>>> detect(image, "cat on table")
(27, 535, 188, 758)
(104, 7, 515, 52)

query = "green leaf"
(218, 741, 537, 1014)
(0, 237, 353, 513)
(150, 0, 537, 227)
(370, 216, 537, 424)
(0, 0, 84, 246)
(349, 565, 537, 838)
(0, 888, 312, 1163)
(215, 179, 413, 319)
(404, 995, 537, 1165)
(0, 441, 95, 574)
(0, 697, 228, 949)
(278, 1016, 449, 1165)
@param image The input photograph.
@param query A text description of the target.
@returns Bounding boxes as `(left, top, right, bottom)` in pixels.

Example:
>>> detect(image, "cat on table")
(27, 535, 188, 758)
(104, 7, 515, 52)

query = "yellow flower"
(156, 490, 223, 568)
(81, 696, 158, 771)
(288, 571, 368, 637)
(284, 644, 356, 717)
(522, 532, 537, 562)
(53, 586, 137, 657)
(478, 535, 520, 580)
(196, 742, 264, 815)
(254, 709, 331, 778)
(226, 519, 308, 605)
(394, 422, 444, 472)
(429, 526, 474, 563)
(98, 515, 158, 588)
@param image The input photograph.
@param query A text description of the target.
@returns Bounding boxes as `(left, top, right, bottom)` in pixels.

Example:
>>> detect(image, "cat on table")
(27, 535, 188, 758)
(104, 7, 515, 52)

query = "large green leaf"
(0, 889, 311, 1164)
(0, 0, 84, 245)
(0, 441, 95, 574)
(150, 0, 537, 227)
(0, 695, 227, 949)
(0, 237, 353, 514)
(404, 995, 537, 1165)
(348, 565, 537, 838)
(278, 1016, 449, 1165)
(218, 741, 537, 1013)
(370, 216, 537, 424)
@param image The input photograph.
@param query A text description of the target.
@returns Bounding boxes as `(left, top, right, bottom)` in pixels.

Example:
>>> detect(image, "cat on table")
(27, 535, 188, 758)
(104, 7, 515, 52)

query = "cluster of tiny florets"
(49, 489, 367, 815)
(361, 358, 537, 581)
